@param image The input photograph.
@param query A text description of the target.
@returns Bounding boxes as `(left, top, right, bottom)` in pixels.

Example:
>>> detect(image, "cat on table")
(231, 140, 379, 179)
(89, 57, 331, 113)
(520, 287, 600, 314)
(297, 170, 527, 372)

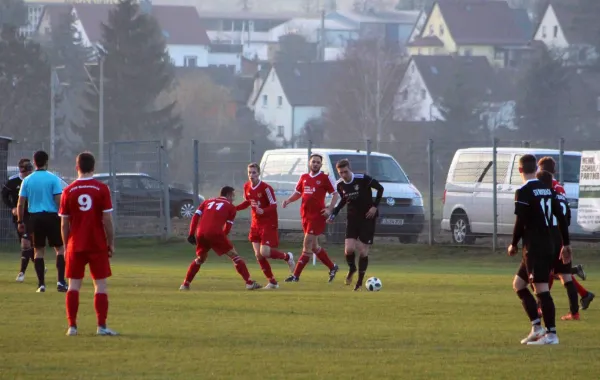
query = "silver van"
(441, 147, 586, 244)
(259, 148, 425, 243)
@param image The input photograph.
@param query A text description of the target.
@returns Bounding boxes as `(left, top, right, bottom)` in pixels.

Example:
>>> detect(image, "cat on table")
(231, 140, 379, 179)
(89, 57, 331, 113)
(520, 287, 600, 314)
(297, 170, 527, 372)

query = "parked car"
(7, 166, 69, 188)
(441, 147, 590, 244)
(93, 173, 202, 219)
(259, 148, 425, 243)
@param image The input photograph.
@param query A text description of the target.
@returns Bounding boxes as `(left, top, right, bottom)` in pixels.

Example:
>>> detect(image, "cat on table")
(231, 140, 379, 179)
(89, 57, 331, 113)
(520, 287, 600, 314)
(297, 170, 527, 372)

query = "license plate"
(381, 218, 404, 226)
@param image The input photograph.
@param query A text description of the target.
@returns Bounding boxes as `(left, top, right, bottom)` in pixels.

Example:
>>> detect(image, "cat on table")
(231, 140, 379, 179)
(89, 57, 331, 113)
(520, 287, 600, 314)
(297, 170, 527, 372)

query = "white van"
(259, 149, 425, 243)
(441, 147, 588, 244)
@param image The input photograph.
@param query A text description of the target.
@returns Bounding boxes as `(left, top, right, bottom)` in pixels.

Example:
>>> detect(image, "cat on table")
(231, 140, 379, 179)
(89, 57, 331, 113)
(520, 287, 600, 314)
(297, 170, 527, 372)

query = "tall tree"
(516, 47, 570, 141)
(573, 0, 600, 70)
(275, 33, 317, 63)
(83, 0, 180, 142)
(0, 0, 27, 33)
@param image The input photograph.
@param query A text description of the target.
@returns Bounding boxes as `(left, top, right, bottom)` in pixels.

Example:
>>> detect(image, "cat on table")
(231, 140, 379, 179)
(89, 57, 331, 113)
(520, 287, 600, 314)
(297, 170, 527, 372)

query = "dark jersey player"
(329, 159, 384, 291)
(509, 155, 572, 346)
(537, 157, 594, 317)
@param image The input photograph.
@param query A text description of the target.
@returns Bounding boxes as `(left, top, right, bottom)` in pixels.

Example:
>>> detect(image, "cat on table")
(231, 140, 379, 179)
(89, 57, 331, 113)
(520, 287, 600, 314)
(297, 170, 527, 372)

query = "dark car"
(93, 173, 202, 219)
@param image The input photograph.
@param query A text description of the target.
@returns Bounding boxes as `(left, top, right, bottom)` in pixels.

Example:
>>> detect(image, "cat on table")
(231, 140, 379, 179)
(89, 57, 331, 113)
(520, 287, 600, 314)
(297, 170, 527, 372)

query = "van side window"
(452, 153, 492, 183)
(262, 154, 287, 181)
(510, 155, 523, 184)
(481, 154, 511, 183)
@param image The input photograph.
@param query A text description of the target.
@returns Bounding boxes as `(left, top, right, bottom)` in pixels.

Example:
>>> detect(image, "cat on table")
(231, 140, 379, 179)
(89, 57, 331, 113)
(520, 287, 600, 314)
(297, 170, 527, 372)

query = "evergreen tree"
(275, 34, 317, 63)
(0, 0, 27, 32)
(84, 0, 180, 142)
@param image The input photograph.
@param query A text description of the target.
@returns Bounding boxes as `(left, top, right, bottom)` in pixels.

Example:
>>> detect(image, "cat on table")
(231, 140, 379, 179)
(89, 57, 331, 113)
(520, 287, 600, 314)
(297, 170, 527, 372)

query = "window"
(452, 153, 492, 183)
(262, 95, 268, 107)
(439, 24, 444, 36)
(480, 154, 511, 183)
(541, 25, 547, 38)
(420, 89, 426, 100)
(140, 177, 161, 190)
(553, 25, 558, 38)
(184, 56, 197, 67)
(118, 177, 138, 190)
(329, 155, 409, 183)
(510, 154, 581, 185)
(277, 125, 284, 137)
(277, 96, 283, 107)
(428, 24, 434, 35)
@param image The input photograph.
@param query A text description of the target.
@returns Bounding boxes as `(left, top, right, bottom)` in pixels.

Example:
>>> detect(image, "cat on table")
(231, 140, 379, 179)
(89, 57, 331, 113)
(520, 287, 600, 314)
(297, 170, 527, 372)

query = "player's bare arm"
(16, 195, 26, 232)
(103, 212, 115, 257)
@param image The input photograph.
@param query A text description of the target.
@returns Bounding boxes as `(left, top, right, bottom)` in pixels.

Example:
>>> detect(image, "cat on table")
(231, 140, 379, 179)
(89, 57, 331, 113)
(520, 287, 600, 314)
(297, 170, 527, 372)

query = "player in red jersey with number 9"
(180, 186, 261, 291)
(59, 152, 117, 337)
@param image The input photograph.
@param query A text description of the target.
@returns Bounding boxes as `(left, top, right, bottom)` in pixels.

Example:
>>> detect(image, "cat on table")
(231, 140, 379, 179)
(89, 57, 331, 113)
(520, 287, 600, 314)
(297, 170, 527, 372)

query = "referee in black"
(328, 158, 384, 291)
(2, 158, 36, 282)
(16, 151, 67, 293)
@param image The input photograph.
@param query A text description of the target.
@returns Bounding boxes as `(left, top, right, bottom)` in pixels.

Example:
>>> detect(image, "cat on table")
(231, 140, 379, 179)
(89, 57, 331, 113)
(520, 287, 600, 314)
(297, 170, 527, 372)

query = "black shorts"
(29, 212, 63, 248)
(516, 239, 554, 283)
(346, 215, 376, 245)
(550, 228, 571, 274)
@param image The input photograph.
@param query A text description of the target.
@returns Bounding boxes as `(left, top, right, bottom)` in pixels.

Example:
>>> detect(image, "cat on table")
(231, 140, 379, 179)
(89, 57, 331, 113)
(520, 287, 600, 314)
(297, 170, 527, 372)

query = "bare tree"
(326, 39, 406, 149)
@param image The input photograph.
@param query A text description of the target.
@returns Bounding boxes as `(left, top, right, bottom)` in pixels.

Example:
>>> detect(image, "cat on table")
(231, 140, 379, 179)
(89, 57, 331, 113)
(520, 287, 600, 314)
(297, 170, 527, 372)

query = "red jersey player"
(236, 163, 295, 289)
(536, 157, 594, 319)
(180, 186, 261, 291)
(59, 152, 117, 336)
(282, 153, 340, 282)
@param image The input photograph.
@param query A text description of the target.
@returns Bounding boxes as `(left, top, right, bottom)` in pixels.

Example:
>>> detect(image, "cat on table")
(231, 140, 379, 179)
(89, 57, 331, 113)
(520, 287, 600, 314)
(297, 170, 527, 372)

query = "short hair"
(538, 156, 556, 174)
(536, 170, 553, 188)
(77, 152, 96, 174)
(220, 186, 235, 197)
(309, 153, 323, 161)
(33, 150, 49, 168)
(247, 162, 260, 173)
(18, 158, 33, 172)
(519, 154, 537, 175)
(335, 159, 350, 169)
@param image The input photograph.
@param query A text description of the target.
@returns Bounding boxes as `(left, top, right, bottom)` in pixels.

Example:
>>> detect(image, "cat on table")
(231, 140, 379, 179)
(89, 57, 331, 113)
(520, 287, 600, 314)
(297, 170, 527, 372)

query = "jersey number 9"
(78, 194, 92, 211)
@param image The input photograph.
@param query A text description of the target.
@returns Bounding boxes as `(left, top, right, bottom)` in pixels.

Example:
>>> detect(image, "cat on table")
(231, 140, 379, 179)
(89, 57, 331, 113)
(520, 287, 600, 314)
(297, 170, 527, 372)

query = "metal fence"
(190, 137, 600, 251)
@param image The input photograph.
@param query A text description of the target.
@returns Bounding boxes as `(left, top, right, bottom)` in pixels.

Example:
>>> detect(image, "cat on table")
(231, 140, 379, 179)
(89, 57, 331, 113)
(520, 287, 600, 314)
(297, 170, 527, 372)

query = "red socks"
(232, 256, 253, 285)
(572, 278, 588, 297)
(184, 260, 202, 285)
(314, 247, 335, 270)
(270, 249, 290, 261)
(66, 290, 79, 327)
(94, 293, 109, 327)
(258, 258, 276, 283)
(293, 252, 311, 277)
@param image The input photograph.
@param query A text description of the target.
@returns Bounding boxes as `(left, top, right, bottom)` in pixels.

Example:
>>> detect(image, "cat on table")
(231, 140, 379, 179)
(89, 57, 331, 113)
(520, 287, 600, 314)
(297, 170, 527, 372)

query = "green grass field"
(1, 240, 599, 380)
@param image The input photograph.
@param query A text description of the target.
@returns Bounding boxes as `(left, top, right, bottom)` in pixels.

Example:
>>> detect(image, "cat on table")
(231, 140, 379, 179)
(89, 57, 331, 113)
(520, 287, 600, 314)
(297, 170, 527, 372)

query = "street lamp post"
(50, 65, 67, 160)
(84, 54, 105, 170)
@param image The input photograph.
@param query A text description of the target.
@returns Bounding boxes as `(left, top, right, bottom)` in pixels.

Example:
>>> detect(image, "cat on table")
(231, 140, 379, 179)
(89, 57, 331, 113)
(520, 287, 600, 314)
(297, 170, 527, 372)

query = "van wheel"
(451, 213, 475, 245)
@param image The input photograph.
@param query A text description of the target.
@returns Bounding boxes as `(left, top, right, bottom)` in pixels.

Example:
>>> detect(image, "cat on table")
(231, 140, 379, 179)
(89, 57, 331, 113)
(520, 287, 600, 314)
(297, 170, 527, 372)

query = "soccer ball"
(365, 277, 382, 292)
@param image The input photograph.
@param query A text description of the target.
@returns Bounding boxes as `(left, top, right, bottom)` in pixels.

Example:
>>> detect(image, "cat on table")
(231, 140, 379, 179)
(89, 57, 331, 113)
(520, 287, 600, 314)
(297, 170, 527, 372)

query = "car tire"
(178, 201, 196, 219)
(398, 235, 418, 244)
(451, 212, 475, 245)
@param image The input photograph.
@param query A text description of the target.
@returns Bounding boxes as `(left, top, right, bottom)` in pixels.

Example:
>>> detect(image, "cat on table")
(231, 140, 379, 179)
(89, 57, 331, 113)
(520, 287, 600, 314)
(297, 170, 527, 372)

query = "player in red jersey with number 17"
(180, 186, 261, 291)
(59, 152, 117, 337)
(283, 153, 340, 282)
(236, 163, 295, 289)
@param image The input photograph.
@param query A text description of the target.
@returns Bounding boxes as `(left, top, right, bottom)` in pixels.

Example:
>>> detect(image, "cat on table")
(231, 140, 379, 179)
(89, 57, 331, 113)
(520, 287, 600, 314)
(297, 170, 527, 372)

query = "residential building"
(252, 61, 342, 145)
(408, 0, 532, 68)
(71, 4, 211, 67)
(533, 3, 598, 66)
(394, 55, 515, 128)
(208, 44, 243, 73)
(326, 9, 421, 48)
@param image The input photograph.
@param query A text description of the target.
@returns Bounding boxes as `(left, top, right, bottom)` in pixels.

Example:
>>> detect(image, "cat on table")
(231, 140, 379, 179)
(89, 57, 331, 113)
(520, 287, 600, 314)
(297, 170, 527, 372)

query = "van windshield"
(329, 154, 409, 183)
(544, 155, 581, 183)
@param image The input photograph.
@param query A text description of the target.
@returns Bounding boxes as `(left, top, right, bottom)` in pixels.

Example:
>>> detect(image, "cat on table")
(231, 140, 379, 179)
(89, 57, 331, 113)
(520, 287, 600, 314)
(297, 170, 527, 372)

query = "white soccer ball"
(365, 277, 382, 292)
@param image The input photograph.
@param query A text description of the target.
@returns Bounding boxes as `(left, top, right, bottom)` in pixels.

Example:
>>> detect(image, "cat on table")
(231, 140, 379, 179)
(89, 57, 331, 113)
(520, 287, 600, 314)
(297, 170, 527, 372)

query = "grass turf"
(0, 240, 599, 380)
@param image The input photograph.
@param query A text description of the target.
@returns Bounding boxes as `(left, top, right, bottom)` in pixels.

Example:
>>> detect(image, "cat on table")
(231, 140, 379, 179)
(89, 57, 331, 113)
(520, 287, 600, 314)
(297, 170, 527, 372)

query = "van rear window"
(510, 155, 581, 184)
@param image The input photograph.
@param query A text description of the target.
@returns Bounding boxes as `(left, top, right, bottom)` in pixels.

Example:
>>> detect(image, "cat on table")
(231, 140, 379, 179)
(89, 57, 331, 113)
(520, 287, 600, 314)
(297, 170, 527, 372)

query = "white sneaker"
(36, 285, 46, 293)
(66, 326, 78, 336)
(527, 333, 559, 345)
(246, 281, 261, 290)
(97, 326, 119, 336)
(16, 272, 25, 282)
(179, 284, 190, 291)
(520, 325, 546, 344)
(286, 252, 295, 273)
(263, 282, 280, 289)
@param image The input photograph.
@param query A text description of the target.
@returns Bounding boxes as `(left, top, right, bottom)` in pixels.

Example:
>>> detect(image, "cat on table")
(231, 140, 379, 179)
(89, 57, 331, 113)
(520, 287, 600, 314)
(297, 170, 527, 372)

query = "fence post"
(558, 137, 565, 185)
(366, 139, 371, 174)
(250, 139, 255, 163)
(427, 139, 434, 246)
(522, 140, 530, 148)
(492, 138, 498, 252)
(160, 141, 172, 240)
(307, 140, 313, 171)
(108, 142, 118, 232)
(193, 140, 200, 207)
